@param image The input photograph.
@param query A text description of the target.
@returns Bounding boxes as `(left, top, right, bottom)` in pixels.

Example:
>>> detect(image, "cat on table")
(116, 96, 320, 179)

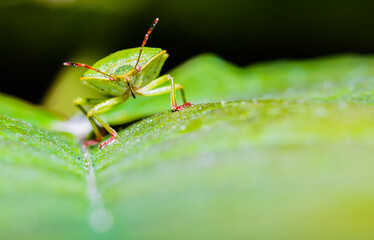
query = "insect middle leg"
(135, 74, 192, 111)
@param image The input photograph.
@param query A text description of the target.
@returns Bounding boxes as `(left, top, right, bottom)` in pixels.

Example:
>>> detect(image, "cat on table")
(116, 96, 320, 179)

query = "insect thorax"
(114, 65, 135, 76)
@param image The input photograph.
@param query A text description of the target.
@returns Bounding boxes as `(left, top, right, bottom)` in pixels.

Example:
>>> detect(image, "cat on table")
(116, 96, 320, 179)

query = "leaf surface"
(102, 54, 374, 124)
(2, 54, 374, 239)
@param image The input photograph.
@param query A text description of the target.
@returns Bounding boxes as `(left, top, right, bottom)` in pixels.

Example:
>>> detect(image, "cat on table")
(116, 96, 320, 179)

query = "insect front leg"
(135, 74, 192, 111)
(85, 95, 129, 149)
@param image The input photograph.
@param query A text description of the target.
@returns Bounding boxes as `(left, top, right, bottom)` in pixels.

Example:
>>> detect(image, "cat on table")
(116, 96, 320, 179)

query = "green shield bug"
(64, 18, 192, 149)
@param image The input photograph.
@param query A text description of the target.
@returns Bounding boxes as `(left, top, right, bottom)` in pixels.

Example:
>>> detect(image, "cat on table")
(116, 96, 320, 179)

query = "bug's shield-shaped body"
(80, 47, 168, 96)
(67, 48, 191, 151)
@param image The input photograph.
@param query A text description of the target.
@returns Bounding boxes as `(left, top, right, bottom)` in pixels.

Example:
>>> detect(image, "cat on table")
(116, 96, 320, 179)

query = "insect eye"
(135, 65, 141, 72)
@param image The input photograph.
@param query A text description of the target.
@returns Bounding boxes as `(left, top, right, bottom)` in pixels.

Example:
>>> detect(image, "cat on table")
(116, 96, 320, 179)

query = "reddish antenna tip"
(133, 18, 160, 73)
(63, 62, 70, 66)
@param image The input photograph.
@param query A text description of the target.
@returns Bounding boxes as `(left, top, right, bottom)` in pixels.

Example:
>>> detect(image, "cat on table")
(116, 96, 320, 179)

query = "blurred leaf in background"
(98, 53, 374, 125)
(0, 93, 63, 128)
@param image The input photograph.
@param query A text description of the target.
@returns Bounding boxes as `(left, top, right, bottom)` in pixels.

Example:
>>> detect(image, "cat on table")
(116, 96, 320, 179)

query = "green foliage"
(1, 54, 374, 239)
(0, 93, 63, 128)
(95, 100, 374, 239)
(102, 53, 374, 124)
(0, 114, 88, 239)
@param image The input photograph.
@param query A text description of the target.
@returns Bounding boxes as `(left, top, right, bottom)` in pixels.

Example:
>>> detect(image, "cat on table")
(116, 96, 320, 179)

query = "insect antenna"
(63, 62, 116, 81)
(134, 18, 159, 72)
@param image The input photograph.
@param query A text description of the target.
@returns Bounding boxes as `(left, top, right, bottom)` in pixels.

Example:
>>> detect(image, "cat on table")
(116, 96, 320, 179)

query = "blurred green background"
(1, 0, 374, 114)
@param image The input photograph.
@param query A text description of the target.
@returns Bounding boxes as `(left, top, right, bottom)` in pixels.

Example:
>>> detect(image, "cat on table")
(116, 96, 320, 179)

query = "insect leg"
(74, 97, 108, 146)
(135, 74, 192, 111)
(87, 95, 129, 149)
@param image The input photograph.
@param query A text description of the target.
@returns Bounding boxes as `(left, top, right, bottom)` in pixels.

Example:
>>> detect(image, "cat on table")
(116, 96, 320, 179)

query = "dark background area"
(1, 0, 374, 103)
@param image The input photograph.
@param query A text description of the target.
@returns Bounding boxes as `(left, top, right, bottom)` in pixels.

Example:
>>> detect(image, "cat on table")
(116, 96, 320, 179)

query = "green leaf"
(0, 114, 90, 239)
(0, 93, 63, 128)
(92, 100, 374, 239)
(2, 54, 374, 239)
(102, 53, 374, 124)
